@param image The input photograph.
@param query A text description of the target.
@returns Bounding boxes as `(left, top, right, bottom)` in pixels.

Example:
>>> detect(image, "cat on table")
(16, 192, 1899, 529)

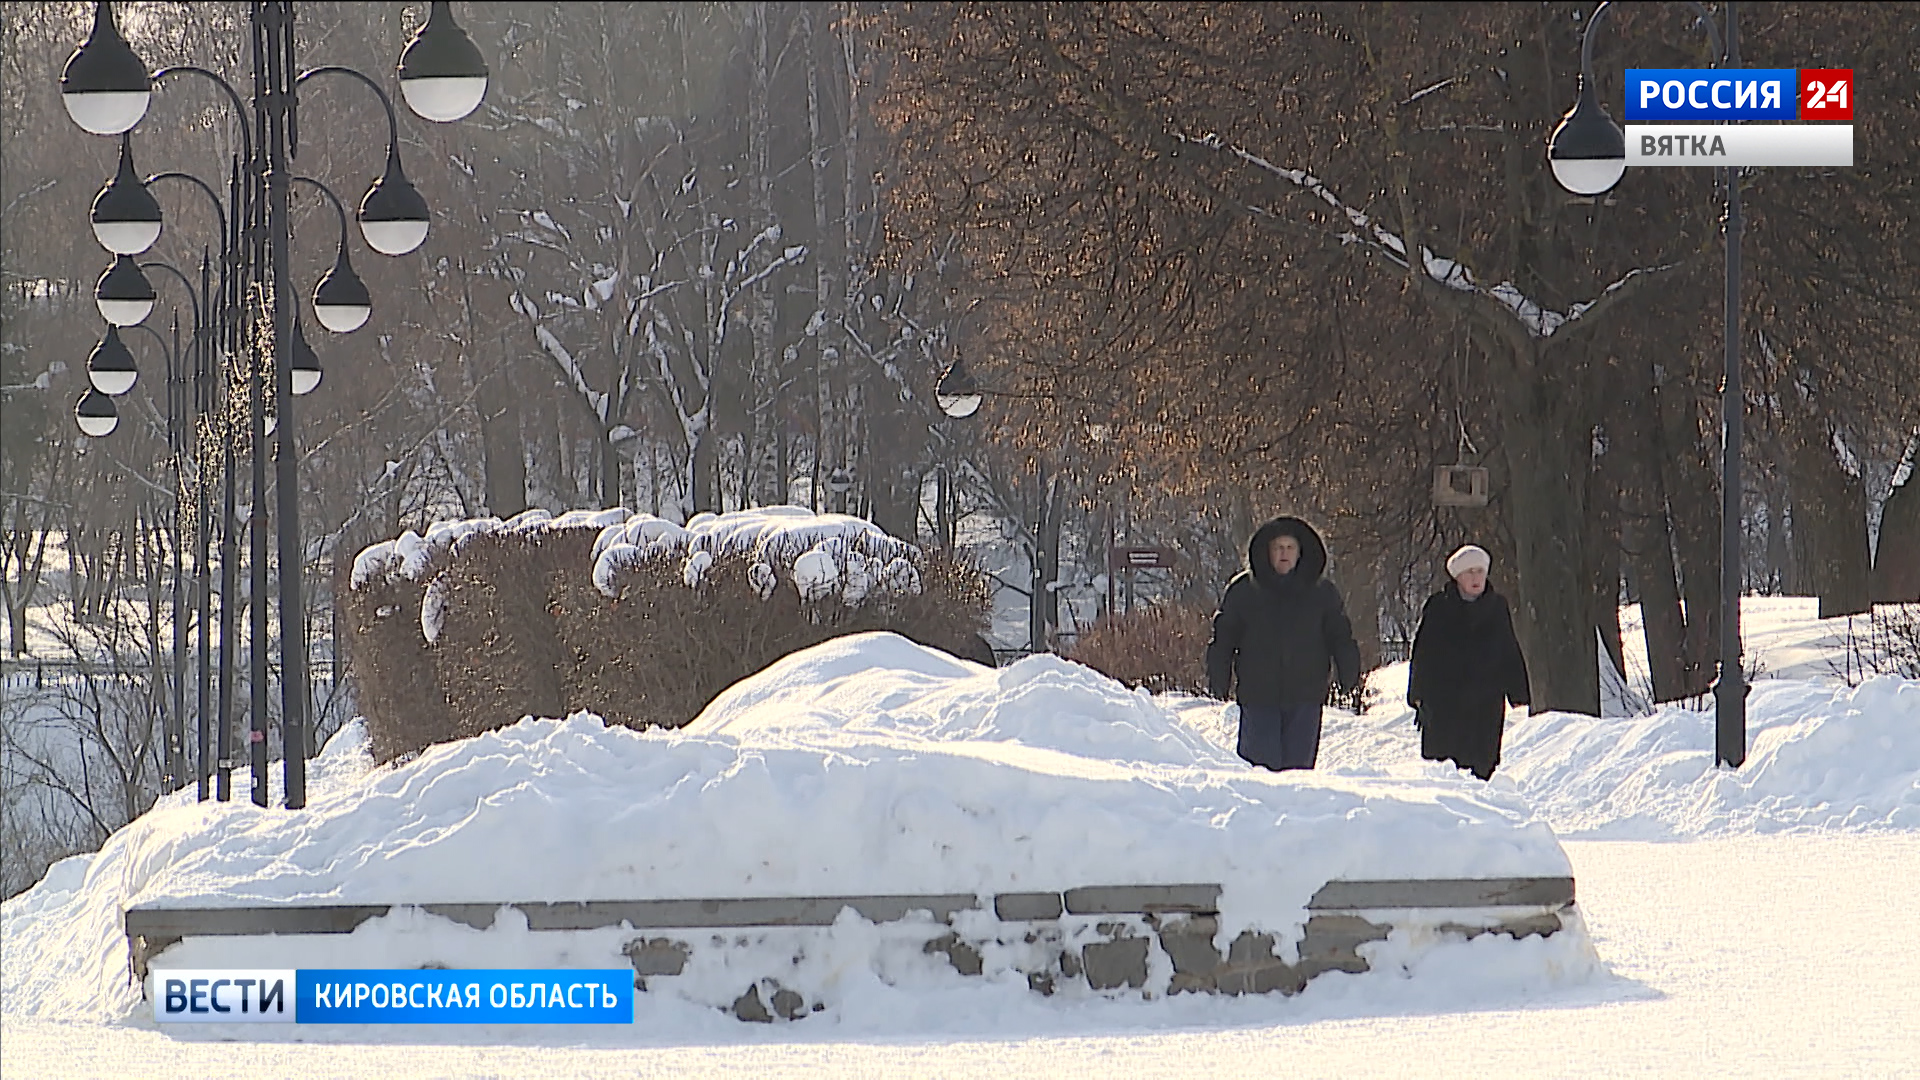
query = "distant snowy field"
(4, 597, 1917, 1077)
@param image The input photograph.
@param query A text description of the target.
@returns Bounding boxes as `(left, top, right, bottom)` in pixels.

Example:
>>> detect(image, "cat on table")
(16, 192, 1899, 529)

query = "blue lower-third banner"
(153, 969, 634, 1023)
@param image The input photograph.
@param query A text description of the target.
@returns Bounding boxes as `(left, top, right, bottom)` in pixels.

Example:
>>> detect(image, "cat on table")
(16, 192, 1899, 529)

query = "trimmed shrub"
(1068, 604, 1215, 696)
(339, 543, 451, 764)
(423, 528, 592, 741)
(345, 511, 992, 763)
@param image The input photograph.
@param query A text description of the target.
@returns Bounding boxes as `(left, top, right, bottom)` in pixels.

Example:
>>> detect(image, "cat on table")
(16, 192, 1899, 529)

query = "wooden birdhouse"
(1432, 465, 1490, 508)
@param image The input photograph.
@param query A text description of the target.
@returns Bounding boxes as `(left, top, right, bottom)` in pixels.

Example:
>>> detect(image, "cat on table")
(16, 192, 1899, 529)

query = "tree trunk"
(1588, 445, 1627, 687)
(1026, 463, 1066, 653)
(740, 3, 779, 508)
(1872, 462, 1920, 603)
(1342, 552, 1382, 672)
(4, 528, 47, 656)
(1489, 338, 1600, 716)
(1654, 370, 1719, 694)
(870, 459, 916, 541)
(691, 423, 716, 515)
(1615, 358, 1691, 702)
(1620, 491, 1691, 703)
(601, 429, 621, 511)
(1783, 413, 1872, 617)
(476, 344, 528, 518)
(808, 6, 842, 520)
(1764, 466, 1789, 594)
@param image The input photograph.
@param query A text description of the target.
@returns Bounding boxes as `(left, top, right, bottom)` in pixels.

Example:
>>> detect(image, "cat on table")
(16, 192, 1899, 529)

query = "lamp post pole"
(136, 271, 199, 793)
(257, 1, 311, 807)
(133, 162, 246, 802)
(1713, 5, 1746, 769)
(122, 316, 187, 789)
(1546, 0, 1746, 767)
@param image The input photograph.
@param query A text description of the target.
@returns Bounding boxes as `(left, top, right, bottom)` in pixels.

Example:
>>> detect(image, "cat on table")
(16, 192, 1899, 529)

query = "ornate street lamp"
(1547, 0, 1747, 768)
(357, 148, 432, 256)
(86, 324, 139, 395)
(1546, 77, 1627, 197)
(60, 0, 489, 810)
(936, 356, 984, 419)
(398, 1, 490, 123)
(91, 134, 163, 254)
(290, 315, 322, 396)
(311, 234, 372, 332)
(75, 388, 120, 437)
(296, 66, 434, 256)
(95, 253, 156, 326)
(59, 0, 151, 135)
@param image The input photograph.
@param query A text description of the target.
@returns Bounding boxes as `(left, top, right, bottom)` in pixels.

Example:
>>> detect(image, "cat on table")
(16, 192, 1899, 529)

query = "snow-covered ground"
(7, 835, 1910, 1078)
(4, 598, 1917, 1077)
(2, 634, 1575, 1021)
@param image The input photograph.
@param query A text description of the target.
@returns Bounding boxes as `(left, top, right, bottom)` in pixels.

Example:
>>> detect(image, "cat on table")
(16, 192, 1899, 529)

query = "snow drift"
(1178, 656, 1920, 840)
(3, 633, 1573, 1022)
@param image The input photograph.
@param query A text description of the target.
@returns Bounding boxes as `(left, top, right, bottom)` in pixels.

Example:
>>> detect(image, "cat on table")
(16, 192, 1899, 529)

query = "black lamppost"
(62, 0, 487, 808)
(935, 357, 985, 421)
(1546, 0, 1746, 768)
(80, 240, 212, 784)
(87, 134, 257, 805)
(139, 169, 235, 803)
(122, 317, 189, 790)
(77, 302, 194, 792)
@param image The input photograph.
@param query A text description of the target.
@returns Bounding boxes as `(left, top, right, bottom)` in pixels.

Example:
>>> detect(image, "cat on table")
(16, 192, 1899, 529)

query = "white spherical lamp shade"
(87, 325, 139, 396)
(398, 3, 489, 123)
(76, 389, 120, 436)
(60, 2, 152, 135)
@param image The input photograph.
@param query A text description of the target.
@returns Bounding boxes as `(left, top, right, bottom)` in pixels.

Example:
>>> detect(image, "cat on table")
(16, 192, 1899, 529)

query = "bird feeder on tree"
(1432, 465, 1489, 508)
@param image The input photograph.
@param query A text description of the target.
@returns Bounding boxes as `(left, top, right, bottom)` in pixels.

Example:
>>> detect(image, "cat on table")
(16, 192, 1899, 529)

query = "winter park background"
(5, 1, 1920, 1078)
(4, 509, 1917, 1077)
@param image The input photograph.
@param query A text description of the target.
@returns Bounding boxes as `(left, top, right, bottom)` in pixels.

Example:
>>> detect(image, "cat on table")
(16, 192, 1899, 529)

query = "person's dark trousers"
(1237, 704, 1323, 771)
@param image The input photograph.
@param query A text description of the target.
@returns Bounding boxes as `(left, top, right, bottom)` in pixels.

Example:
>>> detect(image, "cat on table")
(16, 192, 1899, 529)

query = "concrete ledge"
(126, 876, 1578, 1009)
(1307, 877, 1574, 910)
(1063, 883, 1222, 915)
(993, 891, 1066, 921)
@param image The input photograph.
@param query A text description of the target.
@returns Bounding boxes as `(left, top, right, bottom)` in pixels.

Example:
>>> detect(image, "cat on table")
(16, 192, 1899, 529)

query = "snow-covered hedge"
(342, 507, 991, 763)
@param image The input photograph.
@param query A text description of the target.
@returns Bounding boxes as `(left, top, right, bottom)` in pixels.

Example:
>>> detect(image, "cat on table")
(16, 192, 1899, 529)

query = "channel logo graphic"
(1619, 67, 1855, 168)
(1626, 69, 1800, 121)
(1625, 69, 1855, 122)
(154, 969, 295, 1023)
(153, 968, 634, 1024)
(1798, 69, 1854, 120)
(1624, 123, 1852, 168)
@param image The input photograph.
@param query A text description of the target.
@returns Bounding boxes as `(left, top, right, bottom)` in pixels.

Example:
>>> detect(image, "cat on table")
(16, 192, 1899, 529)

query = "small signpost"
(1107, 546, 1176, 616)
(1109, 546, 1176, 570)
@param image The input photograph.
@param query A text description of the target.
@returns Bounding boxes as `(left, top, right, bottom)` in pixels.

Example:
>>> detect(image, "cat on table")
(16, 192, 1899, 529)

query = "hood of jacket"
(1248, 516, 1329, 592)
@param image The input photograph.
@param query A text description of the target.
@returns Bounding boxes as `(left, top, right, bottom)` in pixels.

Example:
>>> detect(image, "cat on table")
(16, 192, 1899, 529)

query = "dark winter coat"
(1206, 517, 1362, 707)
(1407, 582, 1531, 780)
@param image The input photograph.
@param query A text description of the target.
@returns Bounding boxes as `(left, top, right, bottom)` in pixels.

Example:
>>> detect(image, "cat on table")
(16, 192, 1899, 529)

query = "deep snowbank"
(1170, 659, 1920, 840)
(3, 633, 1572, 1021)
(1500, 676, 1920, 837)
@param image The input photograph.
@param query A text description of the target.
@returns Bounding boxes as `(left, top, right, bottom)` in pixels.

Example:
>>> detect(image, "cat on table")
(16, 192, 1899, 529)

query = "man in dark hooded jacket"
(1206, 517, 1362, 771)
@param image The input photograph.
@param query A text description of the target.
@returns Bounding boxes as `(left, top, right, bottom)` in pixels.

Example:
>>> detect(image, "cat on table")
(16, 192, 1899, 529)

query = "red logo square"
(1799, 69, 1853, 120)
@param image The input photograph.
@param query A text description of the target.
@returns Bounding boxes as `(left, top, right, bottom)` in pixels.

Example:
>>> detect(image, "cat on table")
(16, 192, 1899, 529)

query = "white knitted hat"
(1446, 544, 1492, 579)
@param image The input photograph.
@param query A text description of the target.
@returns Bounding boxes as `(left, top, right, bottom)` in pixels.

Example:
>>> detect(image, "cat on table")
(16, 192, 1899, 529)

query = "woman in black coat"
(1407, 545, 1531, 780)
